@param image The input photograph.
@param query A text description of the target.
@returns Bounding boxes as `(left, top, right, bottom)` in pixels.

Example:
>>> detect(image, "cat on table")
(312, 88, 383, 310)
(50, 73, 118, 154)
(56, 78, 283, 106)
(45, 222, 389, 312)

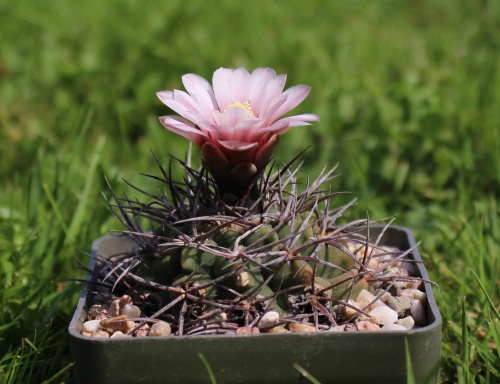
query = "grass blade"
(404, 338, 415, 384)
(293, 363, 321, 384)
(198, 353, 217, 384)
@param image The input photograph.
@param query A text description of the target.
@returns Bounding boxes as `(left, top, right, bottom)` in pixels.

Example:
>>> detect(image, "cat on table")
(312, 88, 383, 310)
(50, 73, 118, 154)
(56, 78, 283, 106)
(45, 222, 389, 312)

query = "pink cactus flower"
(157, 67, 319, 199)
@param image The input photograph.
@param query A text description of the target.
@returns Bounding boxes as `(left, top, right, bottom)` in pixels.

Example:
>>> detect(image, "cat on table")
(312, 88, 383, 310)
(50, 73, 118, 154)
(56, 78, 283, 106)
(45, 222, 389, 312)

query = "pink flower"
(157, 67, 319, 198)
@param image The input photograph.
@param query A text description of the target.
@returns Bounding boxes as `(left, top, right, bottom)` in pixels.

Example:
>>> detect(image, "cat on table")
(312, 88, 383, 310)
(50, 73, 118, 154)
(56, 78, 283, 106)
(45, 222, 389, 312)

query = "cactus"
(90, 67, 422, 336)
(100, 155, 397, 335)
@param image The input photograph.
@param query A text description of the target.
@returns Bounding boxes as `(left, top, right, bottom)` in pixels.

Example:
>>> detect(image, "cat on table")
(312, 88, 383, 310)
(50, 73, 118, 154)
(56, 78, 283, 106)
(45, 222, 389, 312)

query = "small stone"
(347, 243, 359, 254)
(82, 319, 103, 333)
(289, 323, 316, 333)
(119, 295, 132, 307)
(235, 327, 260, 334)
(121, 304, 141, 319)
(384, 267, 400, 277)
(374, 290, 392, 302)
(386, 295, 412, 317)
(367, 258, 379, 269)
(369, 306, 398, 325)
(355, 289, 375, 309)
(344, 300, 360, 317)
(355, 289, 385, 310)
(397, 289, 416, 299)
(123, 320, 137, 332)
(236, 271, 251, 287)
(148, 321, 172, 336)
(410, 299, 426, 326)
(88, 304, 106, 319)
(343, 323, 358, 332)
(214, 312, 227, 322)
(382, 323, 407, 331)
(107, 299, 121, 317)
(266, 325, 288, 333)
(356, 321, 381, 331)
(396, 316, 415, 330)
(110, 331, 131, 338)
(413, 290, 427, 303)
(328, 325, 346, 332)
(134, 324, 150, 337)
(258, 311, 280, 329)
(393, 281, 409, 292)
(399, 269, 409, 277)
(407, 280, 422, 289)
(355, 315, 378, 324)
(91, 330, 110, 338)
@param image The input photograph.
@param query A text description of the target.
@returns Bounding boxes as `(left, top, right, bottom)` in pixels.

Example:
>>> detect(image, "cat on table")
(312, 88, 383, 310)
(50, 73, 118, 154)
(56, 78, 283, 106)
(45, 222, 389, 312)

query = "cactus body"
(103, 157, 402, 335)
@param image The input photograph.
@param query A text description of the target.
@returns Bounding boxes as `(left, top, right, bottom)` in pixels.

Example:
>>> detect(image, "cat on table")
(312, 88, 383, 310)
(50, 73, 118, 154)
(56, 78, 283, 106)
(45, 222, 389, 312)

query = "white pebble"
(91, 330, 110, 338)
(382, 323, 407, 331)
(398, 289, 416, 299)
(149, 321, 172, 336)
(82, 319, 103, 333)
(328, 325, 346, 332)
(413, 290, 427, 303)
(355, 289, 375, 309)
(356, 289, 386, 310)
(410, 299, 426, 326)
(393, 281, 409, 291)
(110, 331, 130, 338)
(396, 316, 415, 330)
(344, 300, 360, 317)
(121, 304, 141, 319)
(367, 258, 379, 269)
(258, 311, 280, 329)
(369, 306, 398, 325)
(214, 312, 227, 322)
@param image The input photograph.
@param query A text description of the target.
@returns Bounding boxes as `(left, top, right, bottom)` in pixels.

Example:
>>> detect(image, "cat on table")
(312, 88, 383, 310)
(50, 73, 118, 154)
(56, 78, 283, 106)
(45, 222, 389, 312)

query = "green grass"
(1, 0, 499, 382)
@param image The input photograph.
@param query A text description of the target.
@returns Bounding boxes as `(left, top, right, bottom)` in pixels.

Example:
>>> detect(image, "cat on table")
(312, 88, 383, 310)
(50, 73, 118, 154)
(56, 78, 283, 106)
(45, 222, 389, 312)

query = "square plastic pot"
(69, 225, 441, 384)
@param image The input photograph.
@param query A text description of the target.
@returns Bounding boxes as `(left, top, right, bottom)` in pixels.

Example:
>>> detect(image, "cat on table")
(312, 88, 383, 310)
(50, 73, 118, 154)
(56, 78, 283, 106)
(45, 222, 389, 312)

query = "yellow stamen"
(224, 101, 255, 118)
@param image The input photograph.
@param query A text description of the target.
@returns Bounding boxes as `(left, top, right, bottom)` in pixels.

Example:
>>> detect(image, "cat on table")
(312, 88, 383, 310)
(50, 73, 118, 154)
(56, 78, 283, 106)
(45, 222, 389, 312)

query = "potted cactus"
(69, 67, 441, 384)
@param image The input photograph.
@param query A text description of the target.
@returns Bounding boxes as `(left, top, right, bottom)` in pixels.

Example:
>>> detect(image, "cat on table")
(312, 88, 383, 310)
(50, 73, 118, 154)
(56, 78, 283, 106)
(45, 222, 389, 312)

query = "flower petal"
(159, 115, 208, 147)
(181, 73, 218, 121)
(201, 142, 229, 183)
(234, 118, 265, 141)
(199, 122, 235, 142)
(254, 134, 280, 170)
(218, 140, 259, 167)
(171, 90, 213, 122)
(221, 106, 253, 128)
(249, 68, 287, 117)
(157, 90, 200, 123)
(264, 85, 312, 124)
(218, 140, 259, 152)
(251, 114, 320, 140)
(212, 67, 252, 111)
(229, 162, 258, 191)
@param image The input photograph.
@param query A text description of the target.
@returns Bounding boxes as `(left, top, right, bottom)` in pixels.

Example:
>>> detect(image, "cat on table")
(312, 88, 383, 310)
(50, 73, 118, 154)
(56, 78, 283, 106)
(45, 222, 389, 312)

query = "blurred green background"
(1, 0, 499, 382)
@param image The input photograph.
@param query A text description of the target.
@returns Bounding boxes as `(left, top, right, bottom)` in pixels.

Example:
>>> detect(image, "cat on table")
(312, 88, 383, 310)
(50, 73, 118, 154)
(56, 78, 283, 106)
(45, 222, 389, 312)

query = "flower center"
(224, 101, 255, 118)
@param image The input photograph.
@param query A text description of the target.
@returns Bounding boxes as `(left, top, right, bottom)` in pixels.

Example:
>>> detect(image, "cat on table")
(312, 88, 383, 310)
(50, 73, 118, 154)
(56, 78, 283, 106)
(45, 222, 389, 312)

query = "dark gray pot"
(69, 226, 441, 384)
